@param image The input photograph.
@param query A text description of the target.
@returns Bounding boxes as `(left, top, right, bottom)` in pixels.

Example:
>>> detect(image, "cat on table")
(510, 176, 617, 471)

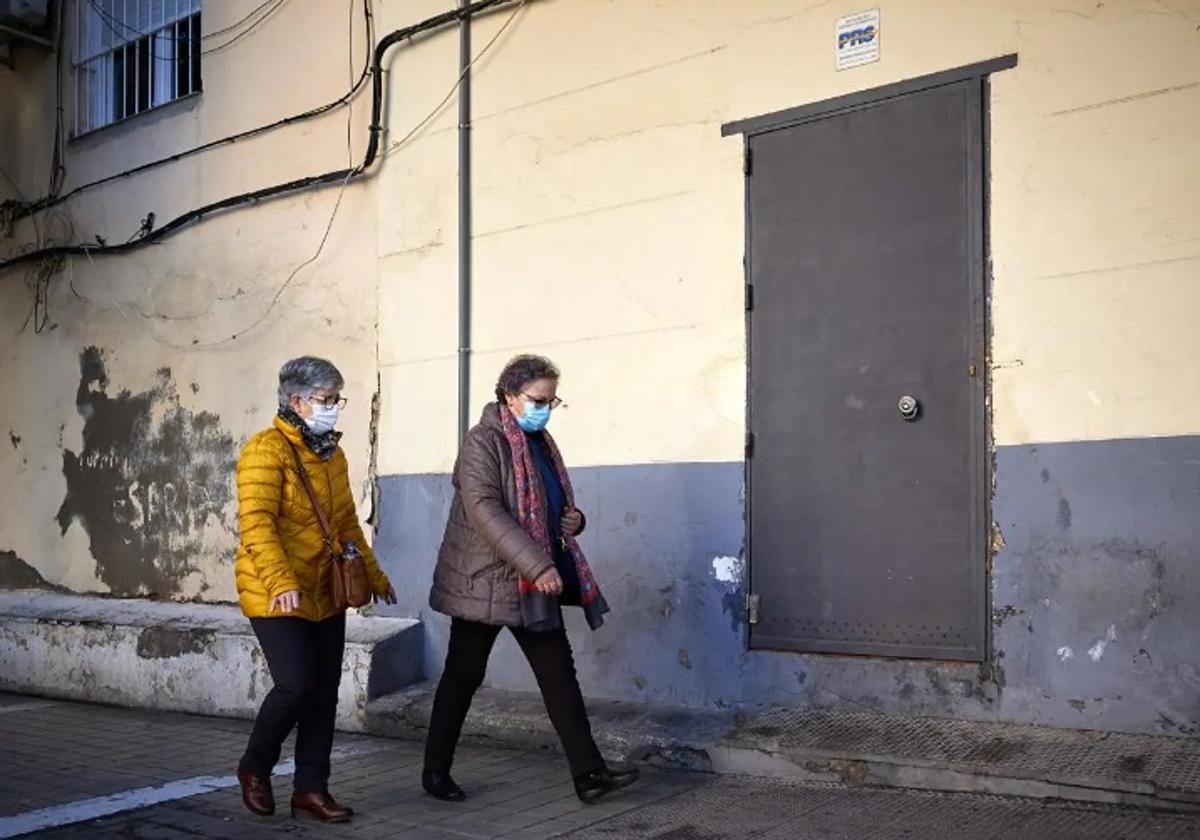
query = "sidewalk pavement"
(2, 693, 1199, 839)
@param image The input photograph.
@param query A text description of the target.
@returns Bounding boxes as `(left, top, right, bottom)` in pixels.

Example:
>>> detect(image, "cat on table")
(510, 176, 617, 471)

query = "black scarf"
(278, 407, 341, 461)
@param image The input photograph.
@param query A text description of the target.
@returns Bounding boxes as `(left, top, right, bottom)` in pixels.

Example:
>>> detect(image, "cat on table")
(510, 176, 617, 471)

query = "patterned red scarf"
(499, 404, 608, 631)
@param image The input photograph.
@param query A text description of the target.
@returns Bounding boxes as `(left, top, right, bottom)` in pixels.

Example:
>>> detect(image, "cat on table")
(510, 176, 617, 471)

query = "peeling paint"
(1088, 625, 1118, 662)
(989, 663, 1007, 690)
(55, 348, 238, 597)
(711, 555, 742, 583)
(990, 523, 1006, 552)
(1057, 646, 1074, 661)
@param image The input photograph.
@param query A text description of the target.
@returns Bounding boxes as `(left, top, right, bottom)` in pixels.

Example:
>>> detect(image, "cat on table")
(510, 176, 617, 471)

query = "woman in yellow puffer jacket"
(234, 356, 395, 825)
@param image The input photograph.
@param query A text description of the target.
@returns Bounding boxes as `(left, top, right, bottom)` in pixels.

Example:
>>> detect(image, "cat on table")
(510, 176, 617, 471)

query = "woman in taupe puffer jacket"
(422, 355, 638, 806)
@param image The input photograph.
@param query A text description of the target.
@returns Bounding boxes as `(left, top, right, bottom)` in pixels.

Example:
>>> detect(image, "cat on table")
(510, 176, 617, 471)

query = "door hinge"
(745, 283, 754, 311)
(745, 431, 755, 459)
(743, 147, 753, 177)
(746, 593, 761, 625)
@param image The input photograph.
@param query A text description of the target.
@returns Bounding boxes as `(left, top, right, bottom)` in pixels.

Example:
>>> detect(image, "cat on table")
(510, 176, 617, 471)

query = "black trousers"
(240, 613, 346, 793)
(424, 617, 605, 779)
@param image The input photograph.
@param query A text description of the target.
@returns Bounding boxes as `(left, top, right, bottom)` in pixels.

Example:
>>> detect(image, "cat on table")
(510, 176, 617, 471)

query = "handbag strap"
(277, 429, 337, 555)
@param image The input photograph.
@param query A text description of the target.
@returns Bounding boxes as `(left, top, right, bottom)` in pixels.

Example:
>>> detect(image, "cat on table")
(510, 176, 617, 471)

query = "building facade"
(2, 0, 1198, 736)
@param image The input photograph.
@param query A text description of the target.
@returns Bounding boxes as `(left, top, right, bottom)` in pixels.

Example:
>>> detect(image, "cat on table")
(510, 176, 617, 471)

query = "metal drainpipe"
(457, 0, 473, 443)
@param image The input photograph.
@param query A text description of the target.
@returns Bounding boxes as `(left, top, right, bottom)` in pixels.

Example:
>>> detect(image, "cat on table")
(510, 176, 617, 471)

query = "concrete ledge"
(366, 684, 1200, 812)
(0, 590, 424, 731)
(716, 707, 1200, 813)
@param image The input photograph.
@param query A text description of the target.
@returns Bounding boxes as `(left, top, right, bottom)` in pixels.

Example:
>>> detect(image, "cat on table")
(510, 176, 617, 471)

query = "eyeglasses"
(522, 392, 562, 410)
(306, 394, 348, 409)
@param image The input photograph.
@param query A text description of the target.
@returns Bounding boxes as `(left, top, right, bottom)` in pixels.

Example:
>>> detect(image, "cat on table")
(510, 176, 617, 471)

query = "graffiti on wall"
(56, 347, 238, 597)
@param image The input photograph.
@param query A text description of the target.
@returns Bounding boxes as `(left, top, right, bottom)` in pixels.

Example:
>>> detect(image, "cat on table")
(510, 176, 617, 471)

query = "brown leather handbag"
(281, 434, 372, 610)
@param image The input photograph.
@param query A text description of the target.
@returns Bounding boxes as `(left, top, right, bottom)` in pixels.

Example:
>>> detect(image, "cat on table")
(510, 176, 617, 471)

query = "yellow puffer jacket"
(234, 417, 391, 621)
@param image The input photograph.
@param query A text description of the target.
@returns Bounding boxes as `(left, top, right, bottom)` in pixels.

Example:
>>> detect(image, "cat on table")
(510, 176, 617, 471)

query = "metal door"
(745, 78, 987, 660)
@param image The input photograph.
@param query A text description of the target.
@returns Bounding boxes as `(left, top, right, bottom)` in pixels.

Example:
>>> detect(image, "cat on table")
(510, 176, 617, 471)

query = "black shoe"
(422, 770, 466, 802)
(604, 761, 640, 785)
(574, 763, 640, 805)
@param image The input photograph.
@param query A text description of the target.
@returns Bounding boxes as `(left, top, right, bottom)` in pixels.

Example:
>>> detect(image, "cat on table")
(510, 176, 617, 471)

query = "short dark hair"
(495, 354, 560, 402)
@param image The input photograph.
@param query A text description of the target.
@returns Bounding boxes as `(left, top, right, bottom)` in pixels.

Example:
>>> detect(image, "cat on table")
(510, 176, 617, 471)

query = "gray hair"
(277, 356, 344, 411)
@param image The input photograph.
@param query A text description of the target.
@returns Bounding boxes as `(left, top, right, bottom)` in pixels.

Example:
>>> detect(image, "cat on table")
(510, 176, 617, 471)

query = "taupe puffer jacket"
(429, 403, 585, 626)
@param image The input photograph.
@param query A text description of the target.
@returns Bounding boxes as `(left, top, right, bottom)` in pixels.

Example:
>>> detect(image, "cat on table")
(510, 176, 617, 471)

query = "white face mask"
(305, 403, 340, 434)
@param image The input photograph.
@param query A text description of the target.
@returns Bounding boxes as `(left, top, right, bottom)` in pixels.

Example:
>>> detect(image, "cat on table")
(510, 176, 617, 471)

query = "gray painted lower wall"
(989, 436, 1200, 736)
(373, 435, 1200, 736)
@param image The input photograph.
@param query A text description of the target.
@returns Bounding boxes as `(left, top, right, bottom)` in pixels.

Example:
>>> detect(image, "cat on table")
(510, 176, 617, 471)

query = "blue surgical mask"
(515, 401, 551, 433)
(305, 403, 340, 434)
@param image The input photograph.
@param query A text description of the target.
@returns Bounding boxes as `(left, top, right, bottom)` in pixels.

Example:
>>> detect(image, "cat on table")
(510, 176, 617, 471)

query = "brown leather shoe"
(236, 767, 275, 816)
(290, 791, 353, 823)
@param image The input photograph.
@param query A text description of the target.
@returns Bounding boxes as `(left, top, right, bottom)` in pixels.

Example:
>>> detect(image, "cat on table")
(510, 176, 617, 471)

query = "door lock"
(898, 395, 920, 421)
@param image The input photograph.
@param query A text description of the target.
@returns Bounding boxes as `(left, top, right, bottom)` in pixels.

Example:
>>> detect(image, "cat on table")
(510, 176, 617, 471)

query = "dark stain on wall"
(1057, 497, 1073, 530)
(8, 432, 19, 449)
(991, 604, 1023, 626)
(55, 347, 238, 597)
(136, 626, 216, 659)
(720, 586, 745, 633)
(0, 550, 68, 592)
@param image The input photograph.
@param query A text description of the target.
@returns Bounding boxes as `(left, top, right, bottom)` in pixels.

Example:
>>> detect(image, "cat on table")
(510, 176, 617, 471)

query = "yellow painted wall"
(3, 0, 1198, 596)
(375, 0, 1200, 477)
(0, 0, 380, 599)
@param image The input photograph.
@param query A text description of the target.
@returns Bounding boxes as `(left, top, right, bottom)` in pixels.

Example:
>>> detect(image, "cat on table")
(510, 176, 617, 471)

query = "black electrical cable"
(84, 0, 270, 51)
(202, 0, 288, 55)
(84, 0, 165, 42)
(6, 0, 372, 222)
(204, 0, 279, 41)
(48, 0, 67, 199)
(88, 0, 276, 45)
(362, 0, 516, 170)
(83, 0, 187, 59)
(0, 0, 519, 273)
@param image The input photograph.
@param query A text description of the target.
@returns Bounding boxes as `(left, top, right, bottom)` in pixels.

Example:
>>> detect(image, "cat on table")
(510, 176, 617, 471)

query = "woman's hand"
(561, 509, 584, 538)
(535, 567, 563, 595)
(376, 585, 398, 605)
(271, 590, 301, 614)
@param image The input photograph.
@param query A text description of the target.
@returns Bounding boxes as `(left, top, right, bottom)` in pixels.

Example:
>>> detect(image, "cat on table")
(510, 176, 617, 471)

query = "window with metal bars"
(74, 0, 202, 136)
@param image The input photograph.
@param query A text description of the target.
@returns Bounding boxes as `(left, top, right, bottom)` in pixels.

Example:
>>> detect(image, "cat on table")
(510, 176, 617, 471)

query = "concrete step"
(366, 685, 1200, 812)
(0, 589, 424, 732)
(365, 682, 735, 772)
(717, 707, 1200, 813)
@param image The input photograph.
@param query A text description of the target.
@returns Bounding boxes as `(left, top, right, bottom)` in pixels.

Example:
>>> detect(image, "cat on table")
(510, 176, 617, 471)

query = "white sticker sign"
(836, 9, 880, 71)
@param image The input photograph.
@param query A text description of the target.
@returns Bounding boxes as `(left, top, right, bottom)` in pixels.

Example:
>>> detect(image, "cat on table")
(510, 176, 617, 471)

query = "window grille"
(74, 0, 202, 135)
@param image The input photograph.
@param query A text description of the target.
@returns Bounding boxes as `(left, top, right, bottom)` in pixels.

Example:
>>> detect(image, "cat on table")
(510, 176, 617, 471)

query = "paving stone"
(4, 693, 1200, 839)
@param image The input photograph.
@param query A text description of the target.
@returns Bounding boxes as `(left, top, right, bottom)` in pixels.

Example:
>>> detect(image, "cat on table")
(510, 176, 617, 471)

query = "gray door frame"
(723, 55, 1017, 661)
